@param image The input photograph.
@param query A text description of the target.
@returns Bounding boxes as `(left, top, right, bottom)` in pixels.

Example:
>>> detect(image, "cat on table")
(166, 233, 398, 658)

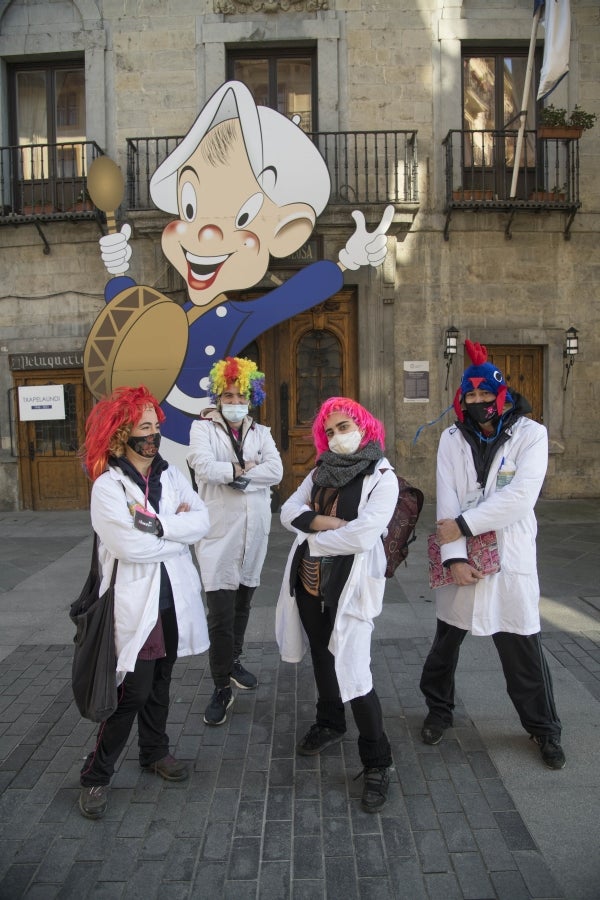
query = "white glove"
(338, 204, 394, 271)
(99, 223, 132, 275)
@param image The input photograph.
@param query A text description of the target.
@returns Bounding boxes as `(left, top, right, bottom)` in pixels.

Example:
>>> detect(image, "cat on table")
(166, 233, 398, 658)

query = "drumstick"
(86, 157, 125, 234)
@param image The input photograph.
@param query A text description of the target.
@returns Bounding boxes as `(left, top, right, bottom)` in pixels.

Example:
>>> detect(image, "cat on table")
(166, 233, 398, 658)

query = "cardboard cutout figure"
(85, 81, 393, 468)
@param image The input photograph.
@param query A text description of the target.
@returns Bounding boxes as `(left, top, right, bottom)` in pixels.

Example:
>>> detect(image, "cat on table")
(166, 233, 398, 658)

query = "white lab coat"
(187, 409, 283, 591)
(90, 462, 210, 684)
(275, 459, 399, 702)
(435, 416, 548, 636)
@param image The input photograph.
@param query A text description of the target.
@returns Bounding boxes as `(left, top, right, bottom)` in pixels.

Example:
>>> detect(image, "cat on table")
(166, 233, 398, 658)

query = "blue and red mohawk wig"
(453, 340, 512, 422)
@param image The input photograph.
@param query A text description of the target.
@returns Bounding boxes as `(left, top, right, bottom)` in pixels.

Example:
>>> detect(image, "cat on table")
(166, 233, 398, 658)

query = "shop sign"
(18, 385, 66, 421)
(9, 351, 83, 371)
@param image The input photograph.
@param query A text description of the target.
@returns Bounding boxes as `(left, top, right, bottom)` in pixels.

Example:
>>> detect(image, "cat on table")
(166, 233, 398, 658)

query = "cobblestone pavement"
(0, 501, 599, 899)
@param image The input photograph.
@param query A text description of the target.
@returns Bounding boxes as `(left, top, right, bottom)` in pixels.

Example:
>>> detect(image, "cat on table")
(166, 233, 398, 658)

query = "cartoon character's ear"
(270, 205, 316, 258)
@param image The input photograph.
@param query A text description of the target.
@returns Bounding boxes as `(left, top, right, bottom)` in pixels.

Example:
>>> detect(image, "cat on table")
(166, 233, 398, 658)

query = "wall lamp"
(563, 326, 579, 390)
(443, 326, 459, 390)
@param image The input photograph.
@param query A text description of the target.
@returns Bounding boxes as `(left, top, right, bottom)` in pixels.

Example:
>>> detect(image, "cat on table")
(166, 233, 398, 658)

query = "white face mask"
(328, 430, 362, 455)
(221, 403, 248, 423)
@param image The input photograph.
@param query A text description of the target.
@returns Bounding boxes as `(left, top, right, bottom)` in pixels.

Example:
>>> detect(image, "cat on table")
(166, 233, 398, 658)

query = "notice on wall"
(18, 384, 66, 421)
(403, 360, 430, 402)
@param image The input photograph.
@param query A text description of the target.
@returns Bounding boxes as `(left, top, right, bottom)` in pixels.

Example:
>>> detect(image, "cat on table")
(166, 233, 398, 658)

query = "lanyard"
(141, 473, 150, 511)
(226, 422, 246, 469)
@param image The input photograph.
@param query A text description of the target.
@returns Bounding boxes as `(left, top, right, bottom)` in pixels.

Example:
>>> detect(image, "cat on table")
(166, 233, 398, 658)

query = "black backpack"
(381, 475, 424, 577)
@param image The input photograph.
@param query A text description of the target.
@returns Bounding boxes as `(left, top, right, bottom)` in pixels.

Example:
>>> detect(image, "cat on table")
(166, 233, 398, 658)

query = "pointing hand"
(338, 204, 394, 270)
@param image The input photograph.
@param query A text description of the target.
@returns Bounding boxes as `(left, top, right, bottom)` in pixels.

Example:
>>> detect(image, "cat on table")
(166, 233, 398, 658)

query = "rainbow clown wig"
(81, 385, 164, 482)
(208, 356, 266, 407)
(312, 397, 385, 456)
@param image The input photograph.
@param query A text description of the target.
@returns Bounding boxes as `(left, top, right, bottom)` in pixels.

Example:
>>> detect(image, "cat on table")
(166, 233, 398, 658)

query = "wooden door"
(14, 369, 93, 509)
(242, 288, 359, 502)
(484, 345, 543, 423)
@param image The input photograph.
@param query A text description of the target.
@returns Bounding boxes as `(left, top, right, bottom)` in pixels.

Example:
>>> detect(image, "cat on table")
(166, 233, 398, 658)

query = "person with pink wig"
(187, 357, 283, 727)
(78, 386, 210, 820)
(276, 397, 399, 813)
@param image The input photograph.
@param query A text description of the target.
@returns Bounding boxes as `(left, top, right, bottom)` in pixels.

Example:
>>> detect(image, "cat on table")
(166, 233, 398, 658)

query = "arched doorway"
(242, 288, 358, 501)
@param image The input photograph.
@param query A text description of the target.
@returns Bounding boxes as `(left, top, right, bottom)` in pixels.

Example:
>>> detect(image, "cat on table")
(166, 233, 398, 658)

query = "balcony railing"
(0, 141, 104, 225)
(443, 128, 581, 238)
(126, 130, 419, 211)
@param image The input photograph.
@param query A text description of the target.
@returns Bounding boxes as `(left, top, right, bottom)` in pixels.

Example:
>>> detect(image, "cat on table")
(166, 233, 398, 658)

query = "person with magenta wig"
(78, 385, 210, 820)
(276, 397, 399, 813)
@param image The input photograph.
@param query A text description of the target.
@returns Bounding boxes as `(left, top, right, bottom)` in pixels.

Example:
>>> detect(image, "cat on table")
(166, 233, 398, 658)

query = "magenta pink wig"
(312, 397, 385, 456)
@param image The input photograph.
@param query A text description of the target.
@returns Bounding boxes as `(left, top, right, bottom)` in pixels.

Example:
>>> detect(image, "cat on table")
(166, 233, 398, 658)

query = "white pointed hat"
(150, 80, 330, 217)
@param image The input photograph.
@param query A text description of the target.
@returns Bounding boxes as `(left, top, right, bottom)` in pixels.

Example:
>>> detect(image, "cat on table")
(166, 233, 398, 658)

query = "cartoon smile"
(185, 250, 231, 291)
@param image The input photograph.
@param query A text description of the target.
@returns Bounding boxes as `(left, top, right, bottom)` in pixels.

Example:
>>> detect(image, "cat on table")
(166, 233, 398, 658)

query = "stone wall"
(0, 0, 598, 506)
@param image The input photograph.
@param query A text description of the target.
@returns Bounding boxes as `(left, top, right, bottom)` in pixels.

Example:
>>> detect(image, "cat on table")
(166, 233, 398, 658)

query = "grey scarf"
(313, 441, 383, 488)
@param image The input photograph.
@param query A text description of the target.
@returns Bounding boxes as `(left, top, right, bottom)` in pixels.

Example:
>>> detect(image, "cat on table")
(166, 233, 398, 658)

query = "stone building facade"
(0, 0, 598, 509)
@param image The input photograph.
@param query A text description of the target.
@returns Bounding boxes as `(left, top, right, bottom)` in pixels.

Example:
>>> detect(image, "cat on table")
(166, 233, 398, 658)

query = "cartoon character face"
(161, 120, 314, 307)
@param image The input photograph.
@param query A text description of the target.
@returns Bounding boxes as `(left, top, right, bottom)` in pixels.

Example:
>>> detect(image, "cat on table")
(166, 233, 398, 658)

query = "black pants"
(420, 618, 561, 738)
(80, 606, 179, 787)
(205, 586, 255, 689)
(296, 585, 392, 768)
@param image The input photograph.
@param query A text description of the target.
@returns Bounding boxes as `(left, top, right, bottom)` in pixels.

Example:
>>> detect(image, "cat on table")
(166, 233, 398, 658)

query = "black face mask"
(465, 400, 498, 426)
(127, 433, 161, 457)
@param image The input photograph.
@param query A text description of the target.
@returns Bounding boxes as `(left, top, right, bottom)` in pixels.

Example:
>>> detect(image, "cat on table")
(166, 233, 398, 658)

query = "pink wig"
(312, 397, 385, 456)
(81, 385, 165, 482)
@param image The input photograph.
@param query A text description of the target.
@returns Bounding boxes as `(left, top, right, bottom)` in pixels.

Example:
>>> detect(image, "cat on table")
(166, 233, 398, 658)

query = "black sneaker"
(204, 686, 234, 726)
(531, 734, 566, 770)
(356, 766, 390, 813)
(296, 723, 345, 756)
(79, 785, 108, 820)
(231, 658, 258, 690)
(421, 723, 445, 745)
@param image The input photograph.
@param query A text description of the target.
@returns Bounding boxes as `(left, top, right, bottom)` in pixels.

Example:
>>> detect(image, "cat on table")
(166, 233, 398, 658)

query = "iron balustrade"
(0, 141, 104, 224)
(443, 128, 581, 238)
(126, 130, 419, 210)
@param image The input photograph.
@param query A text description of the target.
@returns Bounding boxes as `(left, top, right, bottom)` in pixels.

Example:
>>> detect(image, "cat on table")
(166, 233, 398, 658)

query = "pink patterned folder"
(427, 530, 500, 589)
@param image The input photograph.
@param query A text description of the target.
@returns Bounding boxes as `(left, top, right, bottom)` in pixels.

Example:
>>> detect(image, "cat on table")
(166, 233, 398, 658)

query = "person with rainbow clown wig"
(187, 356, 283, 726)
(419, 340, 565, 771)
(276, 397, 399, 813)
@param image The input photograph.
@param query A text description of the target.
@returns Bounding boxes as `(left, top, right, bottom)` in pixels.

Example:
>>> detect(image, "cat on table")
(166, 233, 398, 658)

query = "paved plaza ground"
(0, 499, 599, 899)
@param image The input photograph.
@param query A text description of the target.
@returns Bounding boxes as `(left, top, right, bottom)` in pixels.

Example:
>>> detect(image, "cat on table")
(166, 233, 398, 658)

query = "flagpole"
(509, 6, 542, 199)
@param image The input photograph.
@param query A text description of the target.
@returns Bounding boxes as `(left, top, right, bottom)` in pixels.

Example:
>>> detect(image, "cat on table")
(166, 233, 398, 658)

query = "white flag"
(536, 0, 571, 100)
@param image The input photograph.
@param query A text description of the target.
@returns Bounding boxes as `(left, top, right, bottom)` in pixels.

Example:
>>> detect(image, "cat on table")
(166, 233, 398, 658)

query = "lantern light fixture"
(563, 326, 578, 390)
(443, 326, 459, 390)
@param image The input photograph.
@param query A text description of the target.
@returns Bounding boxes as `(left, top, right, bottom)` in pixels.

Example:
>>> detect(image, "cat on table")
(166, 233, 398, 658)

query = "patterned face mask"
(127, 433, 161, 457)
(464, 401, 498, 426)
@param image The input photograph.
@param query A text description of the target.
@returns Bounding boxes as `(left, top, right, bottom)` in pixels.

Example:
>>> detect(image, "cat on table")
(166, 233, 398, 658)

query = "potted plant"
(538, 104, 597, 140)
(452, 186, 494, 201)
(529, 183, 567, 201)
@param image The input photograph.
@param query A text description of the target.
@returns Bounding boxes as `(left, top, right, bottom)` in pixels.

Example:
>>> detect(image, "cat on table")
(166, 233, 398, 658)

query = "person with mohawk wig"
(187, 357, 283, 726)
(419, 341, 565, 771)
